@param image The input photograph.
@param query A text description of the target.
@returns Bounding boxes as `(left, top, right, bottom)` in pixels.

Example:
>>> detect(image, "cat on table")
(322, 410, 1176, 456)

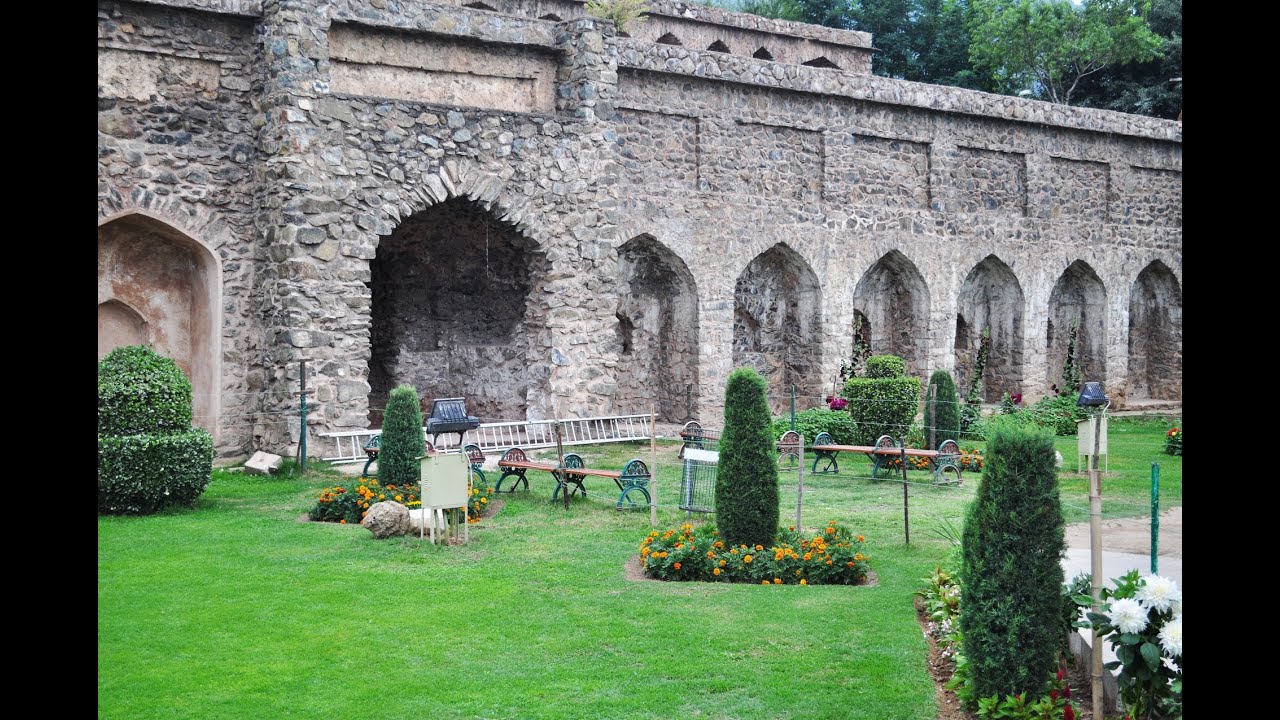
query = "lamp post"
(1077, 382, 1109, 716)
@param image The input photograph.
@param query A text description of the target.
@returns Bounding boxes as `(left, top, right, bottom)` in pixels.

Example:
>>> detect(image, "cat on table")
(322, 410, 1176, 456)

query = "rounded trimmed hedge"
(98, 430, 213, 514)
(98, 346, 193, 436)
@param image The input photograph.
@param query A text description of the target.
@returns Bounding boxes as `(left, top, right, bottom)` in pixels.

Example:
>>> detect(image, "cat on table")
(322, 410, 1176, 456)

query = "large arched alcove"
(1127, 261, 1182, 401)
(955, 255, 1024, 400)
(733, 243, 823, 412)
(615, 235, 699, 422)
(97, 213, 220, 434)
(367, 198, 547, 425)
(852, 250, 931, 376)
(1047, 260, 1107, 390)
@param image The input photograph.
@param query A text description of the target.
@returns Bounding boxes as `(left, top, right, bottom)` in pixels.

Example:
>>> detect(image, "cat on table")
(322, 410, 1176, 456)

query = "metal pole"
(795, 434, 805, 530)
(790, 385, 796, 432)
(900, 446, 910, 545)
(1151, 463, 1160, 574)
(299, 359, 308, 473)
(1089, 406, 1106, 717)
(650, 407, 658, 529)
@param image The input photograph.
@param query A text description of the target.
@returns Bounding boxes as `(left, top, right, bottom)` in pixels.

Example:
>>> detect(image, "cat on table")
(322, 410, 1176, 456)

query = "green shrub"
(584, 0, 648, 33)
(771, 409, 857, 446)
(716, 368, 779, 548)
(960, 423, 1064, 701)
(98, 430, 213, 514)
(1023, 393, 1089, 436)
(640, 520, 870, 585)
(98, 346, 213, 515)
(865, 354, 907, 379)
(843, 375, 921, 446)
(98, 345, 193, 435)
(379, 385, 425, 488)
(923, 370, 961, 446)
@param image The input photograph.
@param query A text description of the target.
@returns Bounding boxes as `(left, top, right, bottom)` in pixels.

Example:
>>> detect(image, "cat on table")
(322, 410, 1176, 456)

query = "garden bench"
(556, 458, 653, 510)
(463, 443, 487, 485)
(776, 430, 802, 469)
(361, 436, 436, 478)
(495, 446, 558, 492)
(810, 433, 976, 485)
(679, 420, 721, 458)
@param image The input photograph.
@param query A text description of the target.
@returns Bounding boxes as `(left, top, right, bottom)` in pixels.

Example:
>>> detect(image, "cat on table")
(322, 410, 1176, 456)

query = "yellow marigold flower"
(773, 578, 782, 584)
(718, 560, 726, 568)
(641, 547, 651, 557)
(755, 545, 764, 551)
(713, 568, 721, 576)
(774, 553, 783, 561)
(743, 555, 753, 563)
(730, 548, 739, 555)
(480, 498, 488, 504)
(762, 580, 770, 586)
(651, 531, 659, 537)
(799, 579, 807, 586)
(395, 495, 403, 502)
(379, 494, 386, 500)
(855, 553, 864, 561)
(795, 570, 802, 576)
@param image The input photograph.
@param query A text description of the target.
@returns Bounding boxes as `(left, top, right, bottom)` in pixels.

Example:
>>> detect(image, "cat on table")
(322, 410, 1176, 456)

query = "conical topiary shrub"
(98, 346, 214, 514)
(960, 421, 1065, 700)
(379, 385, 425, 488)
(924, 370, 961, 446)
(714, 367, 778, 548)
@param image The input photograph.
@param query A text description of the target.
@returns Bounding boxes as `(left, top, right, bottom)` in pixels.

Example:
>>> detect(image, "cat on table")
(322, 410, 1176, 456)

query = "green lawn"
(97, 418, 1180, 719)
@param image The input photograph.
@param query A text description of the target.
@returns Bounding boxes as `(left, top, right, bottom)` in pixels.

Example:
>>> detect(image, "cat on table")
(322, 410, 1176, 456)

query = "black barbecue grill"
(425, 397, 480, 446)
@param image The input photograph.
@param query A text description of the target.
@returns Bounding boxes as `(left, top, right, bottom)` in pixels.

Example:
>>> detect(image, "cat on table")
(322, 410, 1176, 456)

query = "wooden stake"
(649, 407, 658, 528)
(555, 421, 568, 511)
(795, 433, 805, 530)
(901, 446, 910, 545)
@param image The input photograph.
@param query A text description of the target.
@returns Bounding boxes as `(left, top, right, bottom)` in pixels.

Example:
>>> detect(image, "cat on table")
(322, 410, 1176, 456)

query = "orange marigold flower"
(755, 545, 764, 551)
(855, 553, 864, 561)
(713, 568, 722, 576)
(847, 561, 854, 567)
(340, 519, 347, 524)
(641, 547, 651, 557)
(673, 562, 682, 570)
(675, 543, 683, 549)
(762, 580, 771, 586)
(718, 560, 727, 568)
(707, 551, 716, 559)
(773, 578, 782, 584)
(743, 555, 753, 563)
(826, 527, 835, 534)
(803, 553, 812, 561)
(857, 535, 865, 542)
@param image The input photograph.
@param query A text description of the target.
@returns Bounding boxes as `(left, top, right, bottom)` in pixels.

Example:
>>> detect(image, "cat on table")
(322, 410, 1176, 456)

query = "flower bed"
(639, 521, 870, 585)
(876, 447, 983, 473)
(308, 478, 496, 524)
(1164, 427, 1182, 456)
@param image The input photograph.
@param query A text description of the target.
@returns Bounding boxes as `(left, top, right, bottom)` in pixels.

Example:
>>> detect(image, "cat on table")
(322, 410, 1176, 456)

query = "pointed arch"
(955, 255, 1024, 401)
(1127, 260, 1182, 401)
(852, 250, 931, 376)
(1047, 260, 1107, 392)
(615, 235, 700, 422)
(802, 56, 840, 69)
(733, 243, 823, 411)
(463, 2, 497, 10)
(656, 32, 682, 46)
(98, 212, 221, 437)
(538, 13, 563, 21)
(752, 47, 774, 61)
(707, 40, 730, 53)
(368, 197, 548, 424)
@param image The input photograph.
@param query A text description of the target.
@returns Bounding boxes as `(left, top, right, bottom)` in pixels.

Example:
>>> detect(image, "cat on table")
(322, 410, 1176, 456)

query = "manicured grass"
(98, 418, 1180, 719)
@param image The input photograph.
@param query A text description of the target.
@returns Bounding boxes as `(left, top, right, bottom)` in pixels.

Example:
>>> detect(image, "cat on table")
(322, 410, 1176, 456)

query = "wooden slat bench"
(810, 433, 977, 485)
(679, 420, 721, 459)
(361, 437, 436, 478)
(557, 457, 653, 510)
(495, 447, 557, 493)
(463, 443, 487, 485)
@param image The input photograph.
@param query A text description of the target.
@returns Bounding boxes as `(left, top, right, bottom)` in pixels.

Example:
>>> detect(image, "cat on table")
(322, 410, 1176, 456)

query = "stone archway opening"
(733, 243, 823, 412)
(367, 198, 547, 425)
(852, 250, 930, 376)
(615, 235, 699, 422)
(1047, 260, 1107, 391)
(97, 213, 220, 436)
(956, 255, 1024, 401)
(1127, 261, 1182, 401)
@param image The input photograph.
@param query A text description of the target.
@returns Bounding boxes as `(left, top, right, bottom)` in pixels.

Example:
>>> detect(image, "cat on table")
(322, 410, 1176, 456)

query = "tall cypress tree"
(715, 368, 779, 547)
(959, 422, 1065, 700)
(924, 370, 961, 445)
(379, 385, 426, 488)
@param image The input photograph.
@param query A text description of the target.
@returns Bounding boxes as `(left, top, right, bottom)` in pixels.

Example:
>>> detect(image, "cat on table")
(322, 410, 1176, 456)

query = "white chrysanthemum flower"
(1136, 575, 1182, 613)
(1108, 598, 1149, 634)
(1158, 615, 1182, 657)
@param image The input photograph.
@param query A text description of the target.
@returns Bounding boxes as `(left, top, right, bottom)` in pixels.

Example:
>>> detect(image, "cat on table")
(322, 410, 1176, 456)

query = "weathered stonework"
(98, 0, 1182, 457)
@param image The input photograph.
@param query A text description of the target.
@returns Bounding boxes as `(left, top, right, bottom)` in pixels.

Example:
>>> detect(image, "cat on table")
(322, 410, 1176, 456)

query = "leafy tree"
(1073, 0, 1181, 119)
(969, 0, 1164, 105)
(715, 368, 780, 548)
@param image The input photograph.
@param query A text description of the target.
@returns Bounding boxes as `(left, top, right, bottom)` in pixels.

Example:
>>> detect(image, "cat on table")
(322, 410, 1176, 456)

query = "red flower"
(1063, 703, 1074, 720)
(1050, 690, 1059, 701)
(1056, 669, 1064, 681)
(1063, 683, 1071, 699)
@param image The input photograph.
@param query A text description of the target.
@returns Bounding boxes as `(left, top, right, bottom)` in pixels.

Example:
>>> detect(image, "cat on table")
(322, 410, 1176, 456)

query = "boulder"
(1055, 450, 1065, 469)
(245, 451, 283, 475)
(361, 501, 410, 539)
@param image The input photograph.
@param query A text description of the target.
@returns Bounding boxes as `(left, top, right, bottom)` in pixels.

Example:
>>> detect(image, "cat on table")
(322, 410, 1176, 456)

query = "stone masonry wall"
(98, 0, 1182, 457)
